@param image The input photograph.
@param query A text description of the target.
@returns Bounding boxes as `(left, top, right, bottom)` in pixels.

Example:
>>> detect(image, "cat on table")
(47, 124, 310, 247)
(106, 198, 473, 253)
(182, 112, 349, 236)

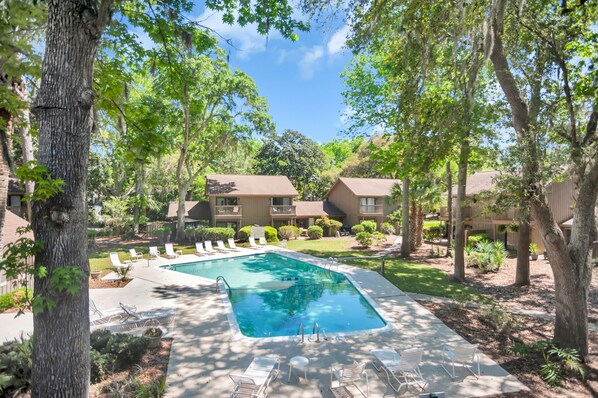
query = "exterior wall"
(546, 178, 574, 224)
(238, 196, 271, 227)
(328, 183, 360, 227)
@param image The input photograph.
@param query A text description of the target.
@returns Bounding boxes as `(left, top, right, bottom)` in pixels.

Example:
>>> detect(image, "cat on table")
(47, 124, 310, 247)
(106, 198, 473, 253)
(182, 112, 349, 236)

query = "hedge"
(238, 226, 279, 242)
(351, 224, 364, 234)
(315, 217, 343, 237)
(278, 225, 300, 240)
(194, 227, 235, 242)
(361, 220, 377, 233)
(307, 225, 323, 239)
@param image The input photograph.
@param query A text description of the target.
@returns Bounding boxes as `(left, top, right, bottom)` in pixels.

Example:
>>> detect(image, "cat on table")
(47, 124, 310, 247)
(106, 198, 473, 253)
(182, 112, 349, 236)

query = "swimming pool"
(167, 253, 388, 338)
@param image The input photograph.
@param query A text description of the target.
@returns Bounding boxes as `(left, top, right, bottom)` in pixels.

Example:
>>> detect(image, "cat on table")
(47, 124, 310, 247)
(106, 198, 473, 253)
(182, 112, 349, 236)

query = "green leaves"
(47, 267, 87, 296)
(14, 161, 64, 202)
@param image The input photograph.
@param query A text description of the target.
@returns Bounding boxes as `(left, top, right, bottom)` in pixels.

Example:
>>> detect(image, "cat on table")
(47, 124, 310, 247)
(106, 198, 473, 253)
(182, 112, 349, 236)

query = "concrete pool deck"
(0, 246, 527, 397)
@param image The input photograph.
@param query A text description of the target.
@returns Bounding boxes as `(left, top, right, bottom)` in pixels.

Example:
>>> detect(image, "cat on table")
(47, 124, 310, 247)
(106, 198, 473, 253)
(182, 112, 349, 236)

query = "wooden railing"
(215, 205, 242, 216)
(359, 205, 384, 215)
(270, 205, 296, 216)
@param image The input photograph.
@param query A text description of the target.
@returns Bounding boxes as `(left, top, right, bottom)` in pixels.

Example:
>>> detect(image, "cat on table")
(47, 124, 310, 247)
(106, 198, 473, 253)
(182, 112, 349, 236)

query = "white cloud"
(298, 46, 324, 79)
(327, 25, 350, 55)
(195, 10, 282, 59)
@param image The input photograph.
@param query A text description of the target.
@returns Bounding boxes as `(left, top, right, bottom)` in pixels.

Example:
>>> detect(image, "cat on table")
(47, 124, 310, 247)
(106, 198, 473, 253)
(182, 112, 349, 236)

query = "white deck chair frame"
(204, 240, 217, 254)
(441, 344, 480, 380)
(109, 252, 131, 270)
(194, 242, 208, 256)
(164, 243, 181, 259)
(330, 361, 369, 397)
(216, 240, 234, 252)
(129, 248, 143, 261)
(248, 237, 260, 249)
(258, 237, 267, 245)
(371, 348, 427, 393)
(230, 357, 280, 398)
(149, 246, 161, 259)
(227, 238, 242, 251)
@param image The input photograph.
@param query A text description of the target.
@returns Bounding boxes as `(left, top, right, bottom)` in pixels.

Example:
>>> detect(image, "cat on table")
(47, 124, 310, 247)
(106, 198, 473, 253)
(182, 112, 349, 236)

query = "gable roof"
(166, 201, 211, 220)
(452, 171, 501, 196)
(328, 177, 400, 197)
(206, 174, 299, 197)
(2, 210, 33, 249)
(294, 201, 345, 218)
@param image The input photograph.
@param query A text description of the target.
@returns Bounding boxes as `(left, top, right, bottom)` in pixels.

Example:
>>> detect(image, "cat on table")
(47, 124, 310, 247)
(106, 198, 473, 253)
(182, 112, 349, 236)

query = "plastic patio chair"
(441, 344, 480, 380)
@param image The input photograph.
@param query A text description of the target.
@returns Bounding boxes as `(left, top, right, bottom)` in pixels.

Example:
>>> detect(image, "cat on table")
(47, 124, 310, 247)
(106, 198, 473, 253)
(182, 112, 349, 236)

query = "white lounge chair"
(258, 237, 267, 246)
(164, 243, 181, 259)
(230, 357, 280, 398)
(119, 302, 175, 324)
(441, 343, 480, 380)
(248, 237, 260, 249)
(216, 240, 233, 252)
(204, 241, 217, 254)
(228, 238, 242, 251)
(109, 252, 131, 270)
(149, 246, 161, 259)
(371, 348, 427, 393)
(330, 361, 369, 397)
(129, 248, 143, 261)
(195, 242, 208, 256)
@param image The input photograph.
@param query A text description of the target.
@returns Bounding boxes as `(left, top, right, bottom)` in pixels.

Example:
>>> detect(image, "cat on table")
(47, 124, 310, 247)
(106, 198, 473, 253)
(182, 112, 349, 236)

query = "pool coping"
(158, 248, 397, 342)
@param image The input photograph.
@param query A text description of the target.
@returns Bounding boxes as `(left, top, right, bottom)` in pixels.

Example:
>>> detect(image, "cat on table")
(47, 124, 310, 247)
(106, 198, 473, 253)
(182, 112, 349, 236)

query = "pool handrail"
(312, 322, 320, 342)
(297, 322, 305, 343)
(216, 276, 232, 298)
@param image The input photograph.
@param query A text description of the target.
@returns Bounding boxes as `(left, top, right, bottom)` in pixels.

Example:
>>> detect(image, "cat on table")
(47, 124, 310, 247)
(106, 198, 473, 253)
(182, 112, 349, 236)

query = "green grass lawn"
(286, 238, 377, 258)
(286, 237, 487, 303)
(89, 244, 195, 272)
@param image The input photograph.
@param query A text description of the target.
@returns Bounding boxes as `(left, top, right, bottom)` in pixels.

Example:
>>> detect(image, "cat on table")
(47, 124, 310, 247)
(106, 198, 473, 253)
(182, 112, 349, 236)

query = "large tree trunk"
(30, 1, 113, 396)
(453, 141, 469, 281)
(487, 0, 596, 357)
(415, 204, 424, 248)
(132, 162, 145, 234)
(409, 201, 417, 251)
(515, 208, 531, 286)
(446, 161, 452, 256)
(400, 177, 410, 257)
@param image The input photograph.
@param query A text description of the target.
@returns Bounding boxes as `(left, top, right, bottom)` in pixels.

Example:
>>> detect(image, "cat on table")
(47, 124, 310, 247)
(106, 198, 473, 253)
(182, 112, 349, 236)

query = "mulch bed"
(89, 278, 133, 289)
(422, 302, 598, 397)
(90, 338, 172, 397)
(407, 244, 598, 324)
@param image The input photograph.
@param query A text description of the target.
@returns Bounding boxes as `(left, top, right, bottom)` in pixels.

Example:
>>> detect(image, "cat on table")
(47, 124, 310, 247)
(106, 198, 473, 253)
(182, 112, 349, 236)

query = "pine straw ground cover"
(89, 339, 172, 398)
(422, 302, 598, 397)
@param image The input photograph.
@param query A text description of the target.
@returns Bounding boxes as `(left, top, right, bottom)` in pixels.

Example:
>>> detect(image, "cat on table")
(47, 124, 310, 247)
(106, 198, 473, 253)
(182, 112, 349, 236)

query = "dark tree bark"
(453, 141, 469, 281)
(400, 177, 410, 257)
(515, 207, 531, 286)
(446, 161, 452, 256)
(409, 200, 417, 250)
(30, 1, 114, 396)
(487, 0, 596, 358)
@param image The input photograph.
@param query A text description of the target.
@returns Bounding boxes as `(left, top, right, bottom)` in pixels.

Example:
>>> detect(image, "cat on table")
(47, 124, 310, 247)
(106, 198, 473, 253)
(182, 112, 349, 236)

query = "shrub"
(361, 220, 377, 233)
(355, 232, 373, 248)
(467, 240, 508, 272)
(529, 243, 540, 255)
(278, 225, 300, 240)
(380, 222, 395, 235)
(307, 226, 323, 239)
(237, 226, 279, 242)
(350, 224, 364, 234)
(0, 288, 33, 312)
(467, 233, 491, 246)
(120, 230, 136, 241)
(315, 216, 343, 237)
(195, 227, 235, 242)
(0, 337, 32, 396)
(480, 304, 516, 336)
(90, 349, 116, 383)
(149, 227, 171, 244)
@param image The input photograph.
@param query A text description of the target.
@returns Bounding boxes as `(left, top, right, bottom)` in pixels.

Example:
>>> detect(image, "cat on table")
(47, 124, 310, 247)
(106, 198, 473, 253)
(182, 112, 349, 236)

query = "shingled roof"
(2, 210, 33, 249)
(452, 171, 501, 196)
(166, 201, 211, 220)
(206, 174, 299, 197)
(328, 177, 400, 197)
(294, 201, 345, 218)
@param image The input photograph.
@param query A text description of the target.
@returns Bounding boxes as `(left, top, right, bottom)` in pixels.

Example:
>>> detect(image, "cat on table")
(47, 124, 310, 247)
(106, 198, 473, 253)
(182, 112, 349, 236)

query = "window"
(216, 197, 238, 206)
(360, 197, 376, 213)
(216, 222, 238, 231)
(9, 195, 21, 207)
(272, 197, 292, 206)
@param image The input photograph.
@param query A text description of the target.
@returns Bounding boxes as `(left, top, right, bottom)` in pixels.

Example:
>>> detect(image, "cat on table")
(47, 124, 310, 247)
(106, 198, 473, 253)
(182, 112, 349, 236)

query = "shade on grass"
(286, 238, 377, 258)
(345, 257, 487, 302)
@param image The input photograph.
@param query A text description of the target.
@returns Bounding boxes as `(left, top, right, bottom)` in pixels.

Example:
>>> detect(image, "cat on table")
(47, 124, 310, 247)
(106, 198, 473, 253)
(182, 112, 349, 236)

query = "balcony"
(359, 205, 384, 215)
(214, 205, 242, 217)
(270, 205, 296, 217)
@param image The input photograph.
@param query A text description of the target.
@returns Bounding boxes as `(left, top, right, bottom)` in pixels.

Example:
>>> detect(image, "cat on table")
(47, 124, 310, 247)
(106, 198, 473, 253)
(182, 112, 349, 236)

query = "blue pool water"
(168, 253, 387, 337)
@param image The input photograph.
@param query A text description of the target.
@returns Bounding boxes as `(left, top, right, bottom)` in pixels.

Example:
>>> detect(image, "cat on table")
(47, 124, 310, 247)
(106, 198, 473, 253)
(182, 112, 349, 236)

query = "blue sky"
(194, 9, 353, 143)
